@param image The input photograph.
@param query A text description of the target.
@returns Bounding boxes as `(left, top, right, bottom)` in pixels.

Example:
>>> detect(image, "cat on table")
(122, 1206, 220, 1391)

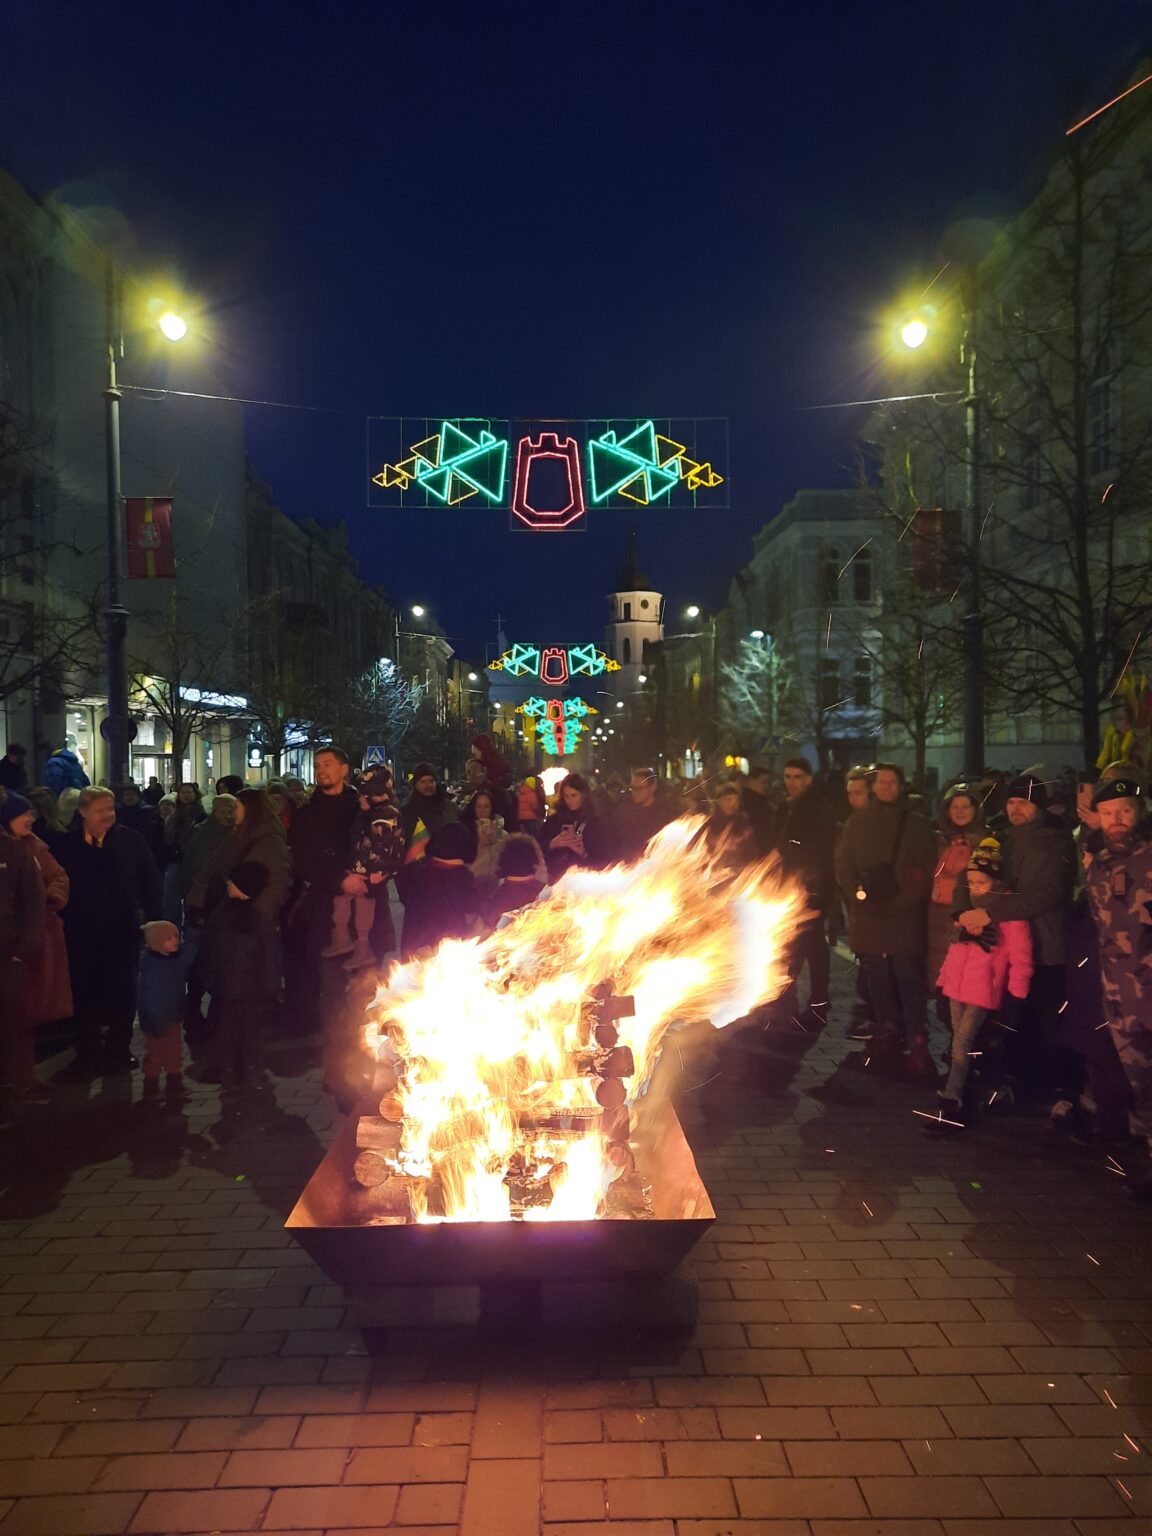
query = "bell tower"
(606, 532, 663, 702)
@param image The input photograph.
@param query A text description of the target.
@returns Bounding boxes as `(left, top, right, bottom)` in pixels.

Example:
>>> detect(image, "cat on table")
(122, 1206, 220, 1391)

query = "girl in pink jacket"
(933, 838, 1033, 1128)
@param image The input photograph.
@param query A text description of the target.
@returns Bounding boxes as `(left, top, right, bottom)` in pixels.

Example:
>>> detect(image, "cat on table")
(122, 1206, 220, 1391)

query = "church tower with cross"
(606, 532, 663, 706)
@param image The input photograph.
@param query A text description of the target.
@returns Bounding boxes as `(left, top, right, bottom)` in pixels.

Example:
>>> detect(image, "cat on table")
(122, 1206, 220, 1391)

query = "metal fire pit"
(286, 1096, 714, 1288)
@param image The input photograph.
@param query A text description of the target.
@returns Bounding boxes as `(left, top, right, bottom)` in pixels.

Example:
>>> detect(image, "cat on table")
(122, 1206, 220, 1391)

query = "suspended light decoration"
(489, 643, 619, 680)
(517, 695, 598, 757)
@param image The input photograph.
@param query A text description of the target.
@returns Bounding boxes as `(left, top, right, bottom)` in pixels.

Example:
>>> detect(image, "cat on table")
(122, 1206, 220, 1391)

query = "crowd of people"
(1, 734, 1149, 1197)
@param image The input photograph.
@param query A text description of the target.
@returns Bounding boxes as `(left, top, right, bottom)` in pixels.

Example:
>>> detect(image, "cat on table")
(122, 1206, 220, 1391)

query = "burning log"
(575, 1044, 635, 1079)
(356, 1117, 402, 1153)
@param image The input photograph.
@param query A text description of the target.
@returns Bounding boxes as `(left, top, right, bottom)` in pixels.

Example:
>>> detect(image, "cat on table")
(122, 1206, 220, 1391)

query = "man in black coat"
(773, 757, 838, 1021)
(613, 768, 675, 863)
(0, 743, 29, 794)
(56, 787, 163, 1077)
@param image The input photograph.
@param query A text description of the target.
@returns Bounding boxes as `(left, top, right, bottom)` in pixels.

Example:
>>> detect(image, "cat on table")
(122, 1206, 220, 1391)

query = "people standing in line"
(927, 785, 986, 1022)
(322, 765, 406, 969)
(932, 837, 1033, 1130)
(773, 757, 838, 1024)
(835, 762, 937, 1076)
(516, 776, 546, 839)
(56, 786, 165, 1078)
(741, 765, 776, 856)
(539, 773, 614, 883)
(461, 788, 508, 895)
(161, 783, 206, 923)
(1083, 777, 1152, 1196)
(0, 742, 29, 794)
(953, 773, 1077, 1112)
(613, 767, 675, 864)
(401, 762, 460, 865)
(0, 810, 45, 1114)
(482, 834, 547, 927)
(285, 747, 360, 1036)
(399, 821, 480, 961)
(43, 745, 89, 796)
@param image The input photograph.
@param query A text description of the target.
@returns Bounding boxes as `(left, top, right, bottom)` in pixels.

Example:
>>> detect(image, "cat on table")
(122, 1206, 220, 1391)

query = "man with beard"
(1084, 777, 1152, 1196)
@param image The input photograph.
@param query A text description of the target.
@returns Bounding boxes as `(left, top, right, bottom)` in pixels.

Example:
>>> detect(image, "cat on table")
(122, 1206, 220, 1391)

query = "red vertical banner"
(125, 497, 176, 579)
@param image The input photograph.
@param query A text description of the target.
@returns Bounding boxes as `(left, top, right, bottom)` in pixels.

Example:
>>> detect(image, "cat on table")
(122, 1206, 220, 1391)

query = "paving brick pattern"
(2, 955, 1151, 1533)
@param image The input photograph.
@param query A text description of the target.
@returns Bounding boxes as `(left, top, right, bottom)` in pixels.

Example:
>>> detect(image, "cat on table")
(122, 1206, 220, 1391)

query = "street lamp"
(104, 289, 189, 786)
(749, 628, 765, 641)
(896, 283, 984, 773)
(410, 604, 426, 618)
(685, 604, 700, 619)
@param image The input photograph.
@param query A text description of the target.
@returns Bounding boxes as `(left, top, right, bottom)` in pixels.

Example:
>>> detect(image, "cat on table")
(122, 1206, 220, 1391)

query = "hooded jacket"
(936, 907, 1033, 1011)
(954, 816, 1076, 967)
(42, 748, 89, 796)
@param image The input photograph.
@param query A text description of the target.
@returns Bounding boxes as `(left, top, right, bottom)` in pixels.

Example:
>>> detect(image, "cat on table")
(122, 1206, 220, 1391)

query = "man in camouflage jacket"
(1084, 777, 1152, 1190)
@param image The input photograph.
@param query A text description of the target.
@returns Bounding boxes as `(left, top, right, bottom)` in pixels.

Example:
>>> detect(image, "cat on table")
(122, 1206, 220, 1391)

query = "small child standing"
(933, 838, 1033, 1128)
(138, 920, 195, 1099)
(323, 766, 406, 970)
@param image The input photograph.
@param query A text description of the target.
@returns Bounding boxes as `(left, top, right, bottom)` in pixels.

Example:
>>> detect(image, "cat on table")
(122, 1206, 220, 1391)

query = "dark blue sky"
(3, 1, 1148, 660)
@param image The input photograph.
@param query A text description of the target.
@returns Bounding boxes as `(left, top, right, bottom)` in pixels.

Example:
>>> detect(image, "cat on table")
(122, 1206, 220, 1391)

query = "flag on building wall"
(125, 497, 176, 579)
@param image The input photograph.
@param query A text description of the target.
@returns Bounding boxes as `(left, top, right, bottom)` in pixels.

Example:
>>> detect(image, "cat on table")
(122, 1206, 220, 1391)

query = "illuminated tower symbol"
(511, 433, 587, 530)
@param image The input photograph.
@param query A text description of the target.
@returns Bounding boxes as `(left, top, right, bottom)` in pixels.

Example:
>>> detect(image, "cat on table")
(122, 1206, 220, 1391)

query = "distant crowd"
(0, 735, 1149, 1198)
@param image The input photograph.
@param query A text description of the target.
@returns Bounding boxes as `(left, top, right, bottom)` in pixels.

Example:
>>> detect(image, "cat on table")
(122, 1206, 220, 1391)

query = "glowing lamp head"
(901, 318, 929, 350)
(157, 311, 188, 342)
(686, 605, 701, 619)
(410, 604, 426, 618)
(468, 672, 478, 681)
(750, 629, 765, 640)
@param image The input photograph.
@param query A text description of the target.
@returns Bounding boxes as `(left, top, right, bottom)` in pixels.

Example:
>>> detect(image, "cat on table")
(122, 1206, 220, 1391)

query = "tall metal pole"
(962, 286, 985, 776)
(103, 318, 130, 788)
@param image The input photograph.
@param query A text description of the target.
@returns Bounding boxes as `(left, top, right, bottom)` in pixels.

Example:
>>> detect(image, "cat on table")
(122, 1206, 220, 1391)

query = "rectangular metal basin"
(286, 1098, 714, 1287)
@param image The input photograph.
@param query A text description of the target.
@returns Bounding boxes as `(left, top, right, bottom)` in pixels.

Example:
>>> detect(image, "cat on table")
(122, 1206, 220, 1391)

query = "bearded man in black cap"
(1084, 777, 1152, 1194)
(954, 773, 1077, 1105)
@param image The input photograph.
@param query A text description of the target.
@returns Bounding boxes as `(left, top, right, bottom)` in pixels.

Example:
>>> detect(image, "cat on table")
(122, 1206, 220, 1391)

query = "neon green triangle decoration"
(589, 437, 647, 502)
(439, 421, 478, 464)
(417, 464, 453, 502)
(452, 438, 508, 503)
(647, 460, 681, 501)
(616, 420, 658, 468)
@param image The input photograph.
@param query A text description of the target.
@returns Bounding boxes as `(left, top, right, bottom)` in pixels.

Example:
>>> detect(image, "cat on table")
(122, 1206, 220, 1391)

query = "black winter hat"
(1092, 777, 1144, 808)
(1005, 774, 1048, 811)
(229, 860, 270, 899)
(410, 762, 438, 785)
(429, 822, 473, 861)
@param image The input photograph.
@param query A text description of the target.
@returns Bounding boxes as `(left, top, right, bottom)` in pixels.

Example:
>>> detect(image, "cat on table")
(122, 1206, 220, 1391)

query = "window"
(622, 637, 632, 664)
(853, 655, 873, 708)
(818, 545, 840, 605)
(819, 658, 841, 711)
(1088, 352, 1116, 475)
(640, 598, 649, 610)
(622, 601, 632, 620)
(853, 547, 873, 603)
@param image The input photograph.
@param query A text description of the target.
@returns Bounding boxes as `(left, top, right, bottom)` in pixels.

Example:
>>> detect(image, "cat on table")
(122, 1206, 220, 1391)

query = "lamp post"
(103, 269, 189, 787)
(899, 281, 985, 775)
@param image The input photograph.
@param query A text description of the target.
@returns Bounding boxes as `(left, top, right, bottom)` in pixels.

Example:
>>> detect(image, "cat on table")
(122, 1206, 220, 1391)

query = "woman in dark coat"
(538, 773, 614, 884)
(57, 786, 163, 1077)
(161, 783, 206, 921)
(1, 795, 71, 1095)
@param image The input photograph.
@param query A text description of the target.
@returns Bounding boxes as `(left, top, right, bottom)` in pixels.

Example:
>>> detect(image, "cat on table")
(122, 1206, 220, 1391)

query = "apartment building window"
(818, 545, 840, 605)
(853, 654, 873, 708)
(819, 657, 841, 711)
(1088, 352, 1116, 475)
(852, 546, 873, 603)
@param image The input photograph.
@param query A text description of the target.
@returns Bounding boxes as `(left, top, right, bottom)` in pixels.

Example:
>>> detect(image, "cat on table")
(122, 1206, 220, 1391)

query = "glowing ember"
(357, 819, 804, 1225)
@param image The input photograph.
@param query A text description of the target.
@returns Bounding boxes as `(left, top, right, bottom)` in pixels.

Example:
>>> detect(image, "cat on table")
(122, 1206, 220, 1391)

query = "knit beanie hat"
(410, 762, 437, 785)
(228, 860, 270, 899)
(1005, 774, 1048, 811)
(967, 836, 1002, 878)
(0, 792, 32, 828)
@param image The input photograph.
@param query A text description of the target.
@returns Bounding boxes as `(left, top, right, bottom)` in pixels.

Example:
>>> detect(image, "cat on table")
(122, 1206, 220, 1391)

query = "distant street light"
(685, 604, 700, 619)
(637, 673, 647, 684)
(749, 629, 765, 640)
(468, 671, 478, 681)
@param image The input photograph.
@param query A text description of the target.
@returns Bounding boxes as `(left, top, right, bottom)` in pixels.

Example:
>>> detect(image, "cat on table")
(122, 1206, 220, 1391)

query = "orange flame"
(361, 818, 806, 1223)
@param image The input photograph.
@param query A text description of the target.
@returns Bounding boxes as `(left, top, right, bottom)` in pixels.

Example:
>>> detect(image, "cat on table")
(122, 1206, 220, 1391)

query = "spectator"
(1083, 777, 1152, 1196)
(742, 764, 776, 856)
(844, 767, 872, 816)
(539, 773, 614, 883)
(774, 757, 837, 1023)
(932, 837, 1033, 1130)
(927, 785, 985, 1018)
(322, 766, 405, 970)
(0, 742, 29, 794)
(698, 781, 757, 874)
(285, 747, 359, 1036)
(613, 767, 674, 864)
(954, 773, 1077, 1110)
(215, 774, 244, 798)
(25, 787, 62, 848)
(0, 811, 46, 1111)
(179, 793, 236, 1043)
(400, 821, 480, 960)
(470, 733, 513, 791)
(482, 834, 546, 926)
(56, 787, 165, 1077)
(137, 920, 192, 1097)
(461, 788, 508, 894)
(56, 786, 82, 833)
(115, 782, 155, 839)
(840, 765, 875, 1037)
(282, 775, 308, 808)
(1, 795, 62, 1100)
(516, 776, 546, 839)
(461, 755, 517, 829)
(835, 762, 937, 1076)
(43, 744, 89, 796)
(161, 783, 206, 922)
(142, 775, 166, 807)
(265, 780, 294, 835)
(401, 762, 459, 864)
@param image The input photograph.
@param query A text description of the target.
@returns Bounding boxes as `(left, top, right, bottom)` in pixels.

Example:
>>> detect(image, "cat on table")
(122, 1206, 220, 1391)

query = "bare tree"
(128, 591, 238, 779)
(718, 635, 790, 760)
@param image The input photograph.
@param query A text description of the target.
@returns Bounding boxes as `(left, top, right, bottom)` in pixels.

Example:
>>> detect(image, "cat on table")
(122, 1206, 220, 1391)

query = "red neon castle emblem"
(511, 433, 587, 530)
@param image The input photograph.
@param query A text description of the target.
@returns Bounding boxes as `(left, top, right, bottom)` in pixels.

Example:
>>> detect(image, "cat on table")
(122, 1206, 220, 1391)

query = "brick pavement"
(2, 954, 1151, 1534)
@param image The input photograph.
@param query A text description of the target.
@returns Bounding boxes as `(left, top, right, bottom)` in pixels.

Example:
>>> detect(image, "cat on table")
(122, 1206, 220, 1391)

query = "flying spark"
(1124, 1433, 1140, 1453)
(825, 613, 833, 651)
(1101, 482, 1114, 502)
(685, 1072, 721, 1094)
(837, 540, 874, 580)
(1086, 1253, 1100, 1266)
(1066, 71, 1152, 135)
(1104, 1389, 1118, 1409)
(898, 506, 922, 542)
(1115, 1478, 1133, 1501)
(862, 1201, 874, 1218)
(1109, 629, 1145, 698)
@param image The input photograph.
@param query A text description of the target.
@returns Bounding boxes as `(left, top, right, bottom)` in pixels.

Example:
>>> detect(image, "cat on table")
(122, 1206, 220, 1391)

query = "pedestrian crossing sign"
(365, 745, 388, 766)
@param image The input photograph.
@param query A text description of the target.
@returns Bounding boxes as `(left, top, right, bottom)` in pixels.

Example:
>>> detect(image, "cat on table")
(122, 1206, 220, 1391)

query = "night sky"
(3, 1, 1148, 662)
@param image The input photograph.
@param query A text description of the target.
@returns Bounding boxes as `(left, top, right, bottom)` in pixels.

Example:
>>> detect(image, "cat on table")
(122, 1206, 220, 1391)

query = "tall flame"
(361, 818, 806, 1224)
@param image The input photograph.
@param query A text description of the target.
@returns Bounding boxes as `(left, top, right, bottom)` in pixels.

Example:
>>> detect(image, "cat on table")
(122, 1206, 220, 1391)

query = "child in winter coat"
(933, 837, 1033, 1127)
(323, 766, 406, 970)
(137, 920, 194, 1095)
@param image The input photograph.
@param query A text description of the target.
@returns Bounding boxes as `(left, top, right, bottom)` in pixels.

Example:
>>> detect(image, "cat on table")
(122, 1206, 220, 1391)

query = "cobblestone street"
(2, 955, 1151, 1535)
